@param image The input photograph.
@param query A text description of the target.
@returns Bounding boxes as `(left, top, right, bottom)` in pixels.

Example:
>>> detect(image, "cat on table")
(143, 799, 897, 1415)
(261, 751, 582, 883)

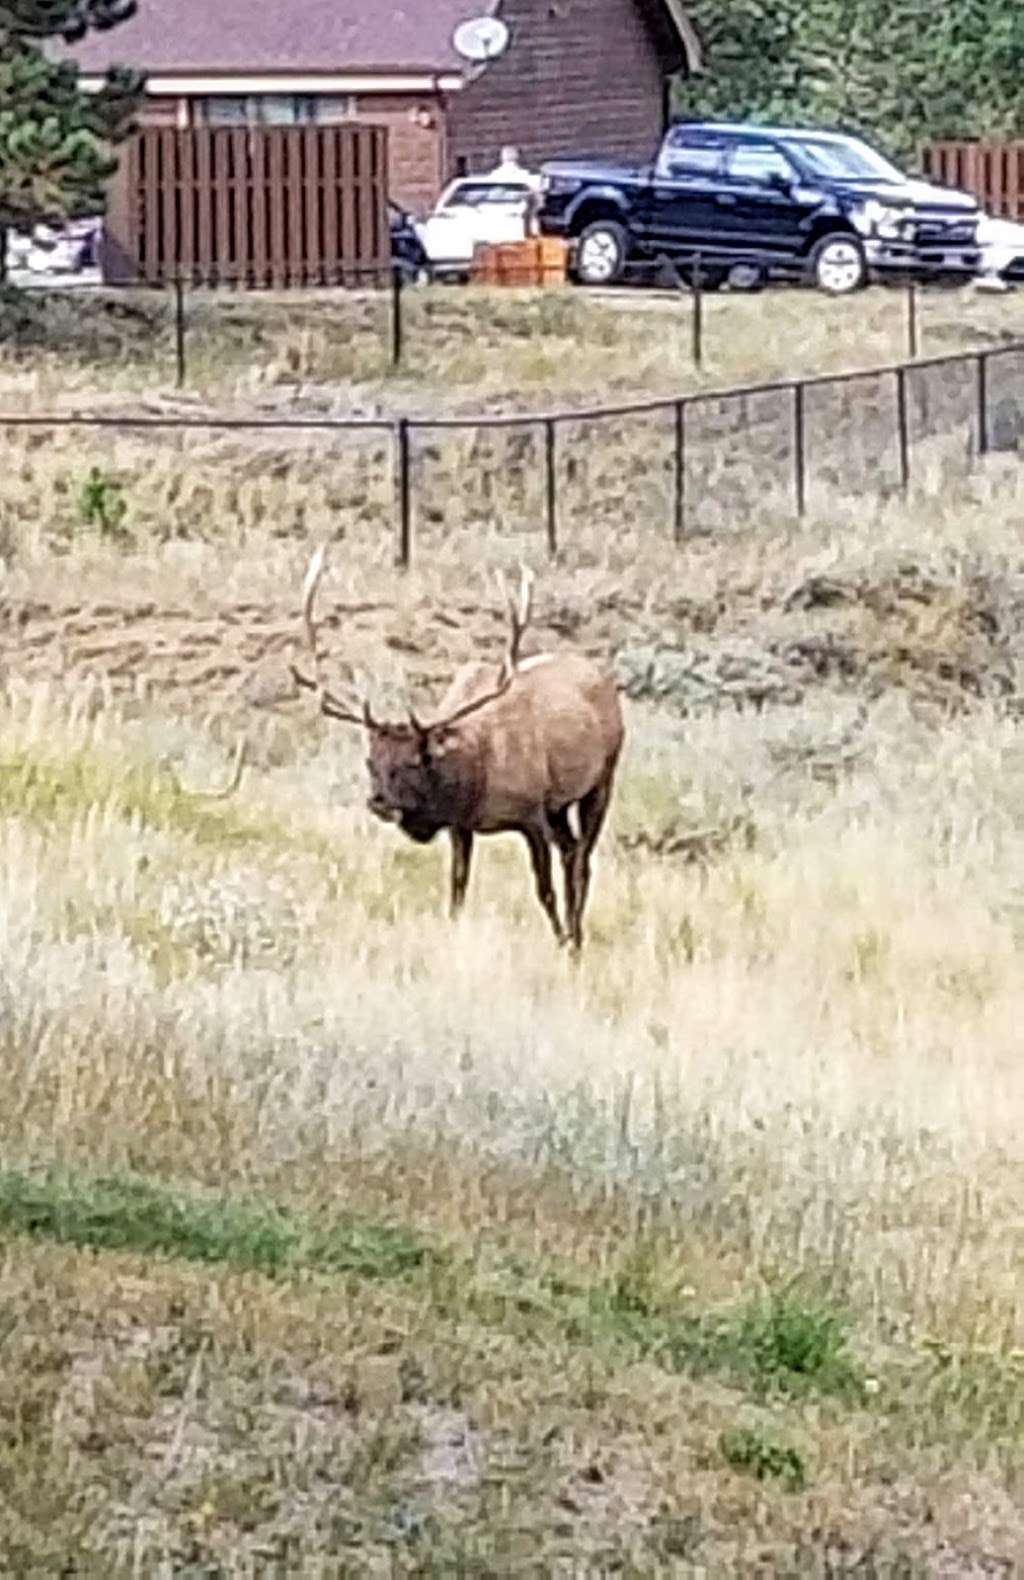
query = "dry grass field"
(4, 276, 1024, 412)
(0, 285, 1023, 1572)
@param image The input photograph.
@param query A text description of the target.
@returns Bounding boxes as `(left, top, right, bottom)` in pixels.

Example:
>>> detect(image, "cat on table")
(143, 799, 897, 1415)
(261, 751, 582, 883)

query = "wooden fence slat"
(304, 126, 321, 286)
(142, 130, 159, 281)
(213, 131, 231, 284)
(246, 127, 263, 289)
(104, 124, 390, 288)
(289, 130, 307, 287)
(355, 129, 370, 276)
(178, 128, 196, 283)
(230, 128, 248, 286)
(339, 127, 357, 283)
(921, 138, 1024, 221)
(322, 127, 340, 285)
(369, 125, 388, 267)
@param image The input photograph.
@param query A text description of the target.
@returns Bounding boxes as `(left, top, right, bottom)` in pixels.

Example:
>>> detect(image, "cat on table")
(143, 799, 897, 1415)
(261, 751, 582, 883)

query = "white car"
(975, 213, 1024, 290)
(5, 219, 99, 276)
(415, 157, 541, 280)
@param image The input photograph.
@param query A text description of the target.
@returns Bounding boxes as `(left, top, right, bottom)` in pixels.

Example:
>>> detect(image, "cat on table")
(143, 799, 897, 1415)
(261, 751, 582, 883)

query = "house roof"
(66, 0, 701, 78)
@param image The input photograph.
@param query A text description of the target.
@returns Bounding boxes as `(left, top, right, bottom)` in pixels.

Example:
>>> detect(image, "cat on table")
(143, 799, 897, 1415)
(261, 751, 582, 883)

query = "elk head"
(291, 546, 533, 841)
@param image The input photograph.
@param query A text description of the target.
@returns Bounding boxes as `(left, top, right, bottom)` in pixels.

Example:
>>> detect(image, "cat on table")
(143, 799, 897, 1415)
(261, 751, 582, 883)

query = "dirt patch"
(3, 555, 1024, 721)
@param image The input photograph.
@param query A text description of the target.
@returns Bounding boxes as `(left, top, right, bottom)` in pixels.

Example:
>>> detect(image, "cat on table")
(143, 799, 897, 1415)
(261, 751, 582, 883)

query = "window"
(310, 95, 357, 125)
(655, 130, 724, 179)
(726, 143, 796, 185)
(203, 96, 252, 126)
(199, 95, 356, 127)
(261, 95, 301, 124)
(440, 182, 533, 209)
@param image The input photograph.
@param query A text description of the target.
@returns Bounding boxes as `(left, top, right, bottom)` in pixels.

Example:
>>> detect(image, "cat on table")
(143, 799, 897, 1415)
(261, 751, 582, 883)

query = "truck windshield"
(779, 137, 904, 183)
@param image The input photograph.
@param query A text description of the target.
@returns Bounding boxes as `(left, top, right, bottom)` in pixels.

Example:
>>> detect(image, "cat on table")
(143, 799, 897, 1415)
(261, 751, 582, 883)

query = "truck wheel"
(575, 220, 628, 286)
(809, 234, 866, 295)
(686, 262, 727, 292)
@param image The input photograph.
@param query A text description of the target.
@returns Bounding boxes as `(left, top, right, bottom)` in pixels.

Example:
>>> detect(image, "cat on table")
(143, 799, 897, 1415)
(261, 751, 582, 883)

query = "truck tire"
(574, 219, 629, 286)
(808, 233, 866, 295)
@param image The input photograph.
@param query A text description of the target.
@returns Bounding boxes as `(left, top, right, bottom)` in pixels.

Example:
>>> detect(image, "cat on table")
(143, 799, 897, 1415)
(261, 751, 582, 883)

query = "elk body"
(293, 548, 624, 952)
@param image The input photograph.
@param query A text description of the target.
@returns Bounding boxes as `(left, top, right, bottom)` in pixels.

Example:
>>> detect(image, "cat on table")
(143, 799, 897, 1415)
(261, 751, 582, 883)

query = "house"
(68, 1, 702, 214)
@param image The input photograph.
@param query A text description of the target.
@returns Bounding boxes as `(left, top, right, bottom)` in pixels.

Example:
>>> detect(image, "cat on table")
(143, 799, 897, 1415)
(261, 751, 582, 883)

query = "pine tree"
(677, 0, 1024, 162)
(0, 1, 143, 251)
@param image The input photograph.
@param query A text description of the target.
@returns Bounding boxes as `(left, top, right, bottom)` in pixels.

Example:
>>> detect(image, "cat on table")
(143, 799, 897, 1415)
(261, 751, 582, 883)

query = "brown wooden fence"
(922, 141, 1024, 220)
(102, 124, 391, 287)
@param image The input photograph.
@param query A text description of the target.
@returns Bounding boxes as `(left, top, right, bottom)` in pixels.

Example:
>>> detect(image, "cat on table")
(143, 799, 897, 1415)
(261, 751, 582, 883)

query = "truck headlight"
(540, 174, 582, 197)
(855, 199, 910, 240)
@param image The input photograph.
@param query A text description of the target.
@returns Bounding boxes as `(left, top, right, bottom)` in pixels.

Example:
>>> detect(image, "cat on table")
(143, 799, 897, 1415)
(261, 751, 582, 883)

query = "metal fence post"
(673, 399, 686, 541)
(976, 351, 989, 456)
(895, 366, 910, 493)
(544, 418, 558, 557)
(395, 416, 412, 566)
(906, 279, 918, 360)
(691, 253, 703, 370)
(391, 264, 404, 369)
(174, 276, 186, 388)
(793, 382, 806, 517)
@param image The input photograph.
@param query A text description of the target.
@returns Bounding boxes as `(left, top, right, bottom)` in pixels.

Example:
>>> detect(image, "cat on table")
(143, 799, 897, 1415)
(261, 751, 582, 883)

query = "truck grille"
(914, 217, 976, 246)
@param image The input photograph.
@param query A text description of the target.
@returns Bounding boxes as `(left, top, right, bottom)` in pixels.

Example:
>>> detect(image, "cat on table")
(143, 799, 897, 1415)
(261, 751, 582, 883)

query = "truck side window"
(726, 144, 796, 185)
(656, 133, 723, 181)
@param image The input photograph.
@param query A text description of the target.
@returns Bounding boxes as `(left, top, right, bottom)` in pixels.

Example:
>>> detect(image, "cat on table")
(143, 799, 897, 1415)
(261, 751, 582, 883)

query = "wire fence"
(3, 261, 1024, 564)
(2, 251, 958, 388)
(1, 337, 1022, 566)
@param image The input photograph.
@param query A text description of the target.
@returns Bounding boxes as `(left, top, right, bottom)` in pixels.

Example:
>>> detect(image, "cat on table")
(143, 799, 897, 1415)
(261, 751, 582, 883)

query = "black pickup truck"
(536, 121, 982, 294)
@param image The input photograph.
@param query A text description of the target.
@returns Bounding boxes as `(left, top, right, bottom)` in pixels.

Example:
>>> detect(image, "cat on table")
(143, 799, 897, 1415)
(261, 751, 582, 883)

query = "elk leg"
(523, 827, 565, 945)
(569, 777, 613, 952)
(449, 827, 474, 917)
(547, 805, 578, 940)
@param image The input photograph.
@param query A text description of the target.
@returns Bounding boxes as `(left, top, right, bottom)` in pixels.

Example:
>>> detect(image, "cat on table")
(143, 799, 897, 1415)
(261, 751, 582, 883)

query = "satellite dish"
(452, 15, 510, 63)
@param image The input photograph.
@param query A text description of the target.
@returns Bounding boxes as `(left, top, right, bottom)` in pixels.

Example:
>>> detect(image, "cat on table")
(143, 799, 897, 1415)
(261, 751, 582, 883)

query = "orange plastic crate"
(472, 238, 565, 287)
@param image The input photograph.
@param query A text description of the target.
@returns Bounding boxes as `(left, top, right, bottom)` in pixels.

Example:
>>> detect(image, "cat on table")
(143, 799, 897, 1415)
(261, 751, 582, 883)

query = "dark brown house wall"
(447, 0, 683, 177)
(349, 96, 445, 214)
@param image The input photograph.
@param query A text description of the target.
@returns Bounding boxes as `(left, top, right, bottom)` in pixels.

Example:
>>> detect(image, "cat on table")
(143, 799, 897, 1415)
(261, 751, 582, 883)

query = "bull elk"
(292, 546, 624, 953)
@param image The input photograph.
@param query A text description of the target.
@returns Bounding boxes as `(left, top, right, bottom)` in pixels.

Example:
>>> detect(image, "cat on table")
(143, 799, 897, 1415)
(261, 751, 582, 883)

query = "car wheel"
(809, 234, 866, 295)
(575, 220, 628, 286)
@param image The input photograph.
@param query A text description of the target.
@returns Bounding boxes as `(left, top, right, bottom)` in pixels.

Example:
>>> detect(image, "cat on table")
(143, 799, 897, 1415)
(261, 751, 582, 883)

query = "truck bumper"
(865, 237, 981, 280)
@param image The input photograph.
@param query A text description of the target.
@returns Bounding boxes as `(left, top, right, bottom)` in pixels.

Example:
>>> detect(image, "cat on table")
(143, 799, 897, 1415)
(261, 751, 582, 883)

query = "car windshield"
(779, 136, 905, 183)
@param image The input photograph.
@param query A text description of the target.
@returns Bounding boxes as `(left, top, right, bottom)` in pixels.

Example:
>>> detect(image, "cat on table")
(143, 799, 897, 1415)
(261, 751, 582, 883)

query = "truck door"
(638, 129, 728, 258)
(716, 140, 815, 257)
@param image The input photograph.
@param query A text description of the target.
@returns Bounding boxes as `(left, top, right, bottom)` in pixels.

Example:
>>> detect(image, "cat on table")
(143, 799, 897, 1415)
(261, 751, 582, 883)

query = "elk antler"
(430, 564, 535, 730)
(164, 735, 248, 800)
(291, 544, 374, 727)
(506, 562, 534, 674)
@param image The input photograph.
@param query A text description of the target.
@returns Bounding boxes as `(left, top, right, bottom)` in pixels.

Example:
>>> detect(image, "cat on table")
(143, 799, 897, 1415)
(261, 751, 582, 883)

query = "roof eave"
(660, 0, 704, 72)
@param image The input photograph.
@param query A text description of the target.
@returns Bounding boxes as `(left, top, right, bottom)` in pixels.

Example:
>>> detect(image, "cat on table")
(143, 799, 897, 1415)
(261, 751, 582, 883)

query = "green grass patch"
(0, 1170, 432, 1282)
(656, 1293, 861, 1400)
(0, 748, 263, 849)
(583, 1246, 862, 1400)
(0, 1167, 859, 1402)
(719, 1425, 807, 1490)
